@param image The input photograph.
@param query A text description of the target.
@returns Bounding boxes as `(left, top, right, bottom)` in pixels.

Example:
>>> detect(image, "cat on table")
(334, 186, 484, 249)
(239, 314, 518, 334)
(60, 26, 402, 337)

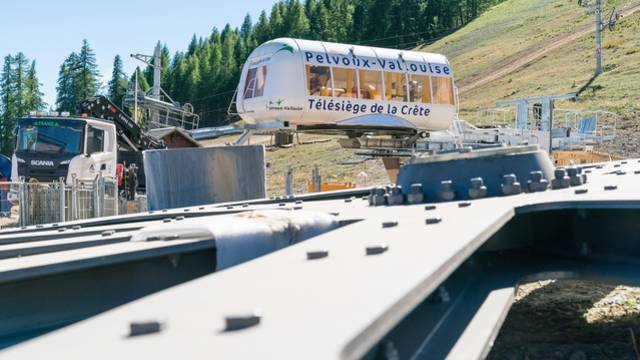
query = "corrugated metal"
(143, 146, 266, 210)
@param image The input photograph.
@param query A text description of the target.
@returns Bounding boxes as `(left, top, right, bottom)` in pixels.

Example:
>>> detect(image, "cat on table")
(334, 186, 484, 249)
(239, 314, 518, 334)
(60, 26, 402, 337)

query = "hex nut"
(468, 177, 487, 199)
(551, 168, 570, 189)
(387, 185, 405, 206)
(407, 183, 425, 204)
(501, 174, 522, 195)
(438, 180, 455, 202)
(567, 167, 583, 186)
(527, 171, 549, 192)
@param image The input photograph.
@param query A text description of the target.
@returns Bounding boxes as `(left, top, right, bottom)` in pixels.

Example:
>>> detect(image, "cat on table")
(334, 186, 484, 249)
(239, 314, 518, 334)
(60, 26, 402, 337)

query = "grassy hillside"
(424, 0, 640, 117)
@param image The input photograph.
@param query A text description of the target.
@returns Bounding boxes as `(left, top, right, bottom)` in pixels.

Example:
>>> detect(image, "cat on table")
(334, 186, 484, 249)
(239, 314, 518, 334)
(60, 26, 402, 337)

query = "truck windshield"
(16, 121, 84, 155)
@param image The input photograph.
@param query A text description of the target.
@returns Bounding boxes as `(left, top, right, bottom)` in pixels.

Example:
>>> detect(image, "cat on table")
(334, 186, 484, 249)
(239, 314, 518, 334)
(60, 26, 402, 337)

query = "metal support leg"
(59, 179, 66, 223)
(71, 175, 78, 221)
(285, 167, 293, 197)
(18, 182, 27, 227)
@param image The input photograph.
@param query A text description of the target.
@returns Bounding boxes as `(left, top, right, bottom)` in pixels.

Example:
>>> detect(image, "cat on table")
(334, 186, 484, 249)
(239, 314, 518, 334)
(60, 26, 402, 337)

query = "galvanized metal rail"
(2, 147, 640, 359)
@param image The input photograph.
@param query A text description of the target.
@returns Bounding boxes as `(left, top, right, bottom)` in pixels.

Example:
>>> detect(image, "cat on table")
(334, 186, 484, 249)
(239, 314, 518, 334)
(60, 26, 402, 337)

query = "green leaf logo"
(276, 44, 294, 54)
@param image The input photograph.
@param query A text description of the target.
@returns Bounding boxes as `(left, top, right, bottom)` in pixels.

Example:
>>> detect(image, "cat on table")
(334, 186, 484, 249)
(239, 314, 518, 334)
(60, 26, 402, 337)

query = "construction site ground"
(489, 280, 640, 360)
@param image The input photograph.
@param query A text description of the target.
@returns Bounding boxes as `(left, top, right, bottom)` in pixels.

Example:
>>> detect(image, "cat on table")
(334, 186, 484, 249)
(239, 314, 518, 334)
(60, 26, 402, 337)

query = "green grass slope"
(423, 0, 640, 118)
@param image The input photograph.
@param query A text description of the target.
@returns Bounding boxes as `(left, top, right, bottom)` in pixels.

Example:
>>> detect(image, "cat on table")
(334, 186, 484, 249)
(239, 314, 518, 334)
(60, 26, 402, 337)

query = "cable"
(187, 89, 236, 103)
(353, 26, 460, 47)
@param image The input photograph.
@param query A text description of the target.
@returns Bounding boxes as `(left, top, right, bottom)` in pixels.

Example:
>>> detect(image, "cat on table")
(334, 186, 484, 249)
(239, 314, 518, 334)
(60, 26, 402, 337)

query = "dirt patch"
(489, 280, 640, 360)
(597, 112, 640, 158)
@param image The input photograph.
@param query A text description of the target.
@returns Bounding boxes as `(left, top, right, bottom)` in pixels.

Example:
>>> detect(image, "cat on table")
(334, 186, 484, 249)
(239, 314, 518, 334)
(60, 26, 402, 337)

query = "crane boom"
(78, 95, 165, 151)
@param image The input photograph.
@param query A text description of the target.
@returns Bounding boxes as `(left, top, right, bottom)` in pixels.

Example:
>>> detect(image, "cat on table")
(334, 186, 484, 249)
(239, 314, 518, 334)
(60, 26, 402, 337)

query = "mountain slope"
(423, 0, 640, 118)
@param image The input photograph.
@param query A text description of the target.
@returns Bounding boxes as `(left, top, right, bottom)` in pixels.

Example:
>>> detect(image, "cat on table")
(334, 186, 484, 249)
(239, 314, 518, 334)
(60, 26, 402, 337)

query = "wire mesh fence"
(0, 174, 121, 229)
(0, 182, 15, 229)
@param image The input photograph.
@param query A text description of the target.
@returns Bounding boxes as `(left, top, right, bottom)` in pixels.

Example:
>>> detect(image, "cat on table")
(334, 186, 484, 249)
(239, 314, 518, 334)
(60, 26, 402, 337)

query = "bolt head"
(425, 217, 442, 225)
(129, 320, 163, 337)
(366, 244, 389, 255)
(382, 221, 399, 228)
(225, 312, 262, 331)
(306, 250, 329, 260)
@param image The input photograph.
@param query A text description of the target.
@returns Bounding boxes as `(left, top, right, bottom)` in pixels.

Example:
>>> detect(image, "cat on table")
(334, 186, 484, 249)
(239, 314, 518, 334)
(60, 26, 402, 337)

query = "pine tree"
(161, 45, 171, 84)
(350, 0, 369, 43)
(325, 0, 354, 42)
(12, 53, 29, 117)
(55, 58, 75, 112)
(240, 14, 254, 44)
(284, 0, 310, 38)
(187, 34, 199, 57)
(128, 67, 150, 126)
(366, 0, 393, 44)
(75, 39, 101, 102)
(0, 55, 15, 155)
(308, 0, 330, 40)
(108, 55, 128, 106)
(55, 40, 101, 113)
(185, 56, 201, 100)
(254, 11, 271, 45)
(24, 60, 45, 112)
(269, 4, 285, 38)
(130, 66, 150, 93)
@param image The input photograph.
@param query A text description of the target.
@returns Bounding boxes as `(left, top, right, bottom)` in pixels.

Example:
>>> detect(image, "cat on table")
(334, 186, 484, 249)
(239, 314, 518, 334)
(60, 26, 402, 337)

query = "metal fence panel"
(0, 176, 119, 229)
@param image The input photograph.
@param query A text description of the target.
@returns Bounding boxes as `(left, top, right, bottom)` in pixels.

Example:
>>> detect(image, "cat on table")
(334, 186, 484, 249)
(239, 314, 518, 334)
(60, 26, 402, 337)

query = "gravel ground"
(489, 280, 640, 360)
(596, 112, 640, 158)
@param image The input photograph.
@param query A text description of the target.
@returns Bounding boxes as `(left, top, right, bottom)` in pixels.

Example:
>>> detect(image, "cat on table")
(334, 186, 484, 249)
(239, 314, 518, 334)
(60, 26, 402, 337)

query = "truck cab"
(12, 113, 117, 185)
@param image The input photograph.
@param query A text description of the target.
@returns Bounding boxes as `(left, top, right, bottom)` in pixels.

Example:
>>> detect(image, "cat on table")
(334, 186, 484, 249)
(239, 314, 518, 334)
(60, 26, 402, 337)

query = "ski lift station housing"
(235, 38, 457, 133)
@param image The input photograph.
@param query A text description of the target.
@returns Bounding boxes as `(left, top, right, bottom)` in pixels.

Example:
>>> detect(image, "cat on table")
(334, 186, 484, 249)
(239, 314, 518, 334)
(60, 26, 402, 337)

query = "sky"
(0, 0, 279, 108)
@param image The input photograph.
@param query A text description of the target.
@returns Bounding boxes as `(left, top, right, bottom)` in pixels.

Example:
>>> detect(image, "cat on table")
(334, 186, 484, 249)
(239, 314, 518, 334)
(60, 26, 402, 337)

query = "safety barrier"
(0, 174, 118, 228)
(474, 107, 618, 150)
